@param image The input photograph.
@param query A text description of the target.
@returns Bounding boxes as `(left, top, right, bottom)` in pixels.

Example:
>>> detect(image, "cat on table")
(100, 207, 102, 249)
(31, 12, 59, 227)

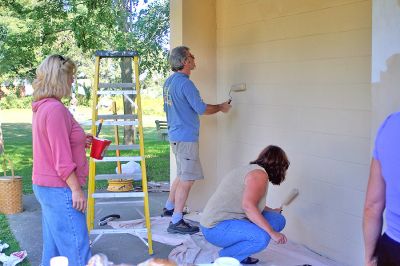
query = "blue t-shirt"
(163, 72, 207, 142)
(373, 112, 400, 243)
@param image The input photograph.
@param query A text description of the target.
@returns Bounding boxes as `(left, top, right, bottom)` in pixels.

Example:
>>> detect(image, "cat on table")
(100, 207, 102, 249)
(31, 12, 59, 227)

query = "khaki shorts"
(171, 142, 204, 181)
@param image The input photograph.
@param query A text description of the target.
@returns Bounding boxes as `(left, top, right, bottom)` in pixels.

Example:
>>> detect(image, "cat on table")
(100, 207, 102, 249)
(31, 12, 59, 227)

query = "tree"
(0, 0, 170, 143)
(0, 120, 3, 155)
(0, 0, 169, 78)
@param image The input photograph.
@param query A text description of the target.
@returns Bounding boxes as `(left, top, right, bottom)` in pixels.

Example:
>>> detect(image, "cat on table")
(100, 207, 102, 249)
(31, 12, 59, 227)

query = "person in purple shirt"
(32, 55, 92, 266)
(363, 112, 400, 266)
(162, 46, 231, 234)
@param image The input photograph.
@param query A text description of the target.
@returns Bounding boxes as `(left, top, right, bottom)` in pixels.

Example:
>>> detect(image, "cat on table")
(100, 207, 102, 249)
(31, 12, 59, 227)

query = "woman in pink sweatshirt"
(32, 55, 92, 266)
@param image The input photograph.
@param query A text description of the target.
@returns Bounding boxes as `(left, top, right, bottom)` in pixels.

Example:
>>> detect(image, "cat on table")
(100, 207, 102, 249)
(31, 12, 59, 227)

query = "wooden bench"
(155, 120, 168, 141)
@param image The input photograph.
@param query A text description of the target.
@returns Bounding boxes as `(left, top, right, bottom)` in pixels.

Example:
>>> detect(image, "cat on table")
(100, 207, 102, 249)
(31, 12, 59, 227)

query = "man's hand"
(220, 101, 231, 113)
(71, 188, 87, 212)
(270, 231, 287, 244)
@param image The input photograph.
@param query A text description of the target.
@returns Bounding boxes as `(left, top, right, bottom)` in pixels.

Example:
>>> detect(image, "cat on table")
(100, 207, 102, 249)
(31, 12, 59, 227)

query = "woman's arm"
(363, 159, 385, 266)
(242, 169, 287, 244)
(66, 171, 87, 212)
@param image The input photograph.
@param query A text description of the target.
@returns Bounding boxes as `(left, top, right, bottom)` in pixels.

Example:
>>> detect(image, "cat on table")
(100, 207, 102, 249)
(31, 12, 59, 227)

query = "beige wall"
(170, 0, 372, 265)
(214, 1, 371, 265)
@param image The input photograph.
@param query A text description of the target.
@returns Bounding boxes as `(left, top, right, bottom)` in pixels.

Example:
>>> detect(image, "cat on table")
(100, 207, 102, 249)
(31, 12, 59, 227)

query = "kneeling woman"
(200, 145, 290, 264)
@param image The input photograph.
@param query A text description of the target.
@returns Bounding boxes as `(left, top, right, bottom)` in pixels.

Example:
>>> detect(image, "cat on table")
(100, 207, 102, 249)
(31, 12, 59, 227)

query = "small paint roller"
(280, 188, 299, 209)
(228, 83, 246, 104)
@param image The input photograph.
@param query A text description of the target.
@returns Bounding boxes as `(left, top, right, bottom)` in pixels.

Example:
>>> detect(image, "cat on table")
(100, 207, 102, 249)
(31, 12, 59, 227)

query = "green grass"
(1, 122, 169, 265)
(0, 214, 30, 266)
(2, 123, 170, 194)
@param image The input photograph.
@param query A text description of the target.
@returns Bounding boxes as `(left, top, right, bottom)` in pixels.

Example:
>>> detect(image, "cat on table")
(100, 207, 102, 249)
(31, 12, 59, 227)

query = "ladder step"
(95, 200, 144, 205)
(107, 144, 140, 151)
(80, 120, 138, 126)
(90, 228, 147, 235)
(95, 173, 141, 180)
(98, 114, 137, 120)
(95, 50, 138, 58)
(94, 156, 142, 162)
(92, 192, 145, 198)
(97, 90, 137, 96)
(99, 120, 138, 126)
(99, 83, 135, 88)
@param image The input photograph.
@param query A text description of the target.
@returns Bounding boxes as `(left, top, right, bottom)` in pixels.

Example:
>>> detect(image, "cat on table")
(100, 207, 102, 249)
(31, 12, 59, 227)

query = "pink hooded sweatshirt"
(32, 98, 88, 187)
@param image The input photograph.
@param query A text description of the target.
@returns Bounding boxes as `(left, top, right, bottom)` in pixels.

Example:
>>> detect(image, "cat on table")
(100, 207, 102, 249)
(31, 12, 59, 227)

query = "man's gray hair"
(169, 46, 189, 72)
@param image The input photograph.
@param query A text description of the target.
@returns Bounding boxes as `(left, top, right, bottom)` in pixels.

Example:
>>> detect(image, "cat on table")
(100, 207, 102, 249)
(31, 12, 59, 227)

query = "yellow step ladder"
(86, 50, 153, 254)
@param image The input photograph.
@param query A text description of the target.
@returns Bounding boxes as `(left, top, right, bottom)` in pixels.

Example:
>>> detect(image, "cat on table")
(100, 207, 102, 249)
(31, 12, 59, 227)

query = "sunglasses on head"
(56, 55, 68, 65)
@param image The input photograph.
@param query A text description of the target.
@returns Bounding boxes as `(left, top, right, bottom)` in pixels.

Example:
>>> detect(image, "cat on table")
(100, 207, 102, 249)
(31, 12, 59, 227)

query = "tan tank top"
(200, 164, 267, 228)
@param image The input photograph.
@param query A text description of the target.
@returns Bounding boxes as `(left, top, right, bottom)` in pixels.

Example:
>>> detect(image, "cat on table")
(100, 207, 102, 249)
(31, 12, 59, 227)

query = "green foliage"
(0, 95, 32, 109)
(0, 0, 170, 82)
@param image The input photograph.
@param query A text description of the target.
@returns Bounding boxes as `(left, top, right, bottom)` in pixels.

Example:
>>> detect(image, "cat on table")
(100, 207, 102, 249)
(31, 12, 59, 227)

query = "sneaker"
(167, 219, 199, 234)
(161, 208, 188, 217)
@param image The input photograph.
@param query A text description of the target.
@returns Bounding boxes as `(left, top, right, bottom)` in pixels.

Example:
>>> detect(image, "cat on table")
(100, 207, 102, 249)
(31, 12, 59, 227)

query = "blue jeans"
(201, 211, 286, 262)
(33, 185, 91, 266)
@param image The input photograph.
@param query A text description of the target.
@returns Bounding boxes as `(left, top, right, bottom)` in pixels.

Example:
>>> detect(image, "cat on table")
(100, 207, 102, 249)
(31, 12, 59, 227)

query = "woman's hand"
(85, 133, 93, 149)
(270, 231, 287, 244)
(71, 188, 87, 212)
(365, 257, 377, 266)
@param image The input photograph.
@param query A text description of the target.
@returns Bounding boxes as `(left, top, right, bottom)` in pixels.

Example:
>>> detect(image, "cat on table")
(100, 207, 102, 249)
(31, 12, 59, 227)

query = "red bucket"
(90, 137, 112, 160)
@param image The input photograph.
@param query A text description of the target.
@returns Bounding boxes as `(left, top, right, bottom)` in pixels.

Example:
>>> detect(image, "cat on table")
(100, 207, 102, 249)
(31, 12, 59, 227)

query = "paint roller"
(280, 188, 299, 209)
(228, 83, 246, 104)
(96, 119, 104, 137)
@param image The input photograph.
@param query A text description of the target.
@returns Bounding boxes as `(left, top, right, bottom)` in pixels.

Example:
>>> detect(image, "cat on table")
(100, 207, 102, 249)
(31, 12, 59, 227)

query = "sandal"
(240, 257, 259, 264)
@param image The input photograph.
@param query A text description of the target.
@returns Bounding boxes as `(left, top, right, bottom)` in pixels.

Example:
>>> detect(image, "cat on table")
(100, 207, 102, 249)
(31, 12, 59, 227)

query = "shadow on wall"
(372, 53, 400, 129)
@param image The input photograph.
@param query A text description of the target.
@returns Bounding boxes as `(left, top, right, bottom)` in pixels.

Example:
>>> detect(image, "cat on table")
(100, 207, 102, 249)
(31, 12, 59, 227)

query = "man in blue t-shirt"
(163, 46, 231, 234)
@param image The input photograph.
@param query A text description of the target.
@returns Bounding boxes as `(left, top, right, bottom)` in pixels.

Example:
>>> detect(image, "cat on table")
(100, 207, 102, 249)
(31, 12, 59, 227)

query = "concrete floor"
(6, 192, 173, 266)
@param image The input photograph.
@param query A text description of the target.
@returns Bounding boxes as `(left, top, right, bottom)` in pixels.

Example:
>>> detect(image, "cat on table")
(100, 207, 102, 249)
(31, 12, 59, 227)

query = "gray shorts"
(171, 142, 204, 181)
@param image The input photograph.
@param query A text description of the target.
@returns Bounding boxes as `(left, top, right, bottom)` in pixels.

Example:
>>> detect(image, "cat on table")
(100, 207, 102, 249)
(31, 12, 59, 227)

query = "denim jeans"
(200, 211, 286, 262)
(33, 185, 91, 266)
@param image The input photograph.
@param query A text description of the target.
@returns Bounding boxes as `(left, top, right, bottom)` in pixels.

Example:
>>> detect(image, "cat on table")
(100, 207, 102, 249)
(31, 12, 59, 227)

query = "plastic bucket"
(50, 256, 68, 266)
(90, 137, 111, 160)
(214, 257, 241, 266)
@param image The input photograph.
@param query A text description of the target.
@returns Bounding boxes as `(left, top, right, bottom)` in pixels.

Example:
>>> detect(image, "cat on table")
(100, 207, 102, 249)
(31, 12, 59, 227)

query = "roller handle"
(280, 188, 299, 208)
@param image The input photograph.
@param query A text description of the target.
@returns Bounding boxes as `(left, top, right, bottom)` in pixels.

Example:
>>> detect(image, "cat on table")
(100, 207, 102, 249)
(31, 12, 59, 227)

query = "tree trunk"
(0, 120, 4, 154)
(120, 57, 136, 144)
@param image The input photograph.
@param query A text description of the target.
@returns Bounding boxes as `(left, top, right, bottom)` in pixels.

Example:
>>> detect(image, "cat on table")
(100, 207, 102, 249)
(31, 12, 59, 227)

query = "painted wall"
(170, 0, 372, 265)
(371, 0, 400, 134)
(215, 1, 371, 265)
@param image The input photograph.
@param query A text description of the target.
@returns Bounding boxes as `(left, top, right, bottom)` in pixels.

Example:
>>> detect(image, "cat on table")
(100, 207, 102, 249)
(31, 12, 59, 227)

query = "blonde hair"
(32, 55, 76, 101)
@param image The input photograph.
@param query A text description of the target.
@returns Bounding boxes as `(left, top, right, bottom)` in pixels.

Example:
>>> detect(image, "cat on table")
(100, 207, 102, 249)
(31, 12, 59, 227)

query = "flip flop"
(241, 257, 259, 264)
